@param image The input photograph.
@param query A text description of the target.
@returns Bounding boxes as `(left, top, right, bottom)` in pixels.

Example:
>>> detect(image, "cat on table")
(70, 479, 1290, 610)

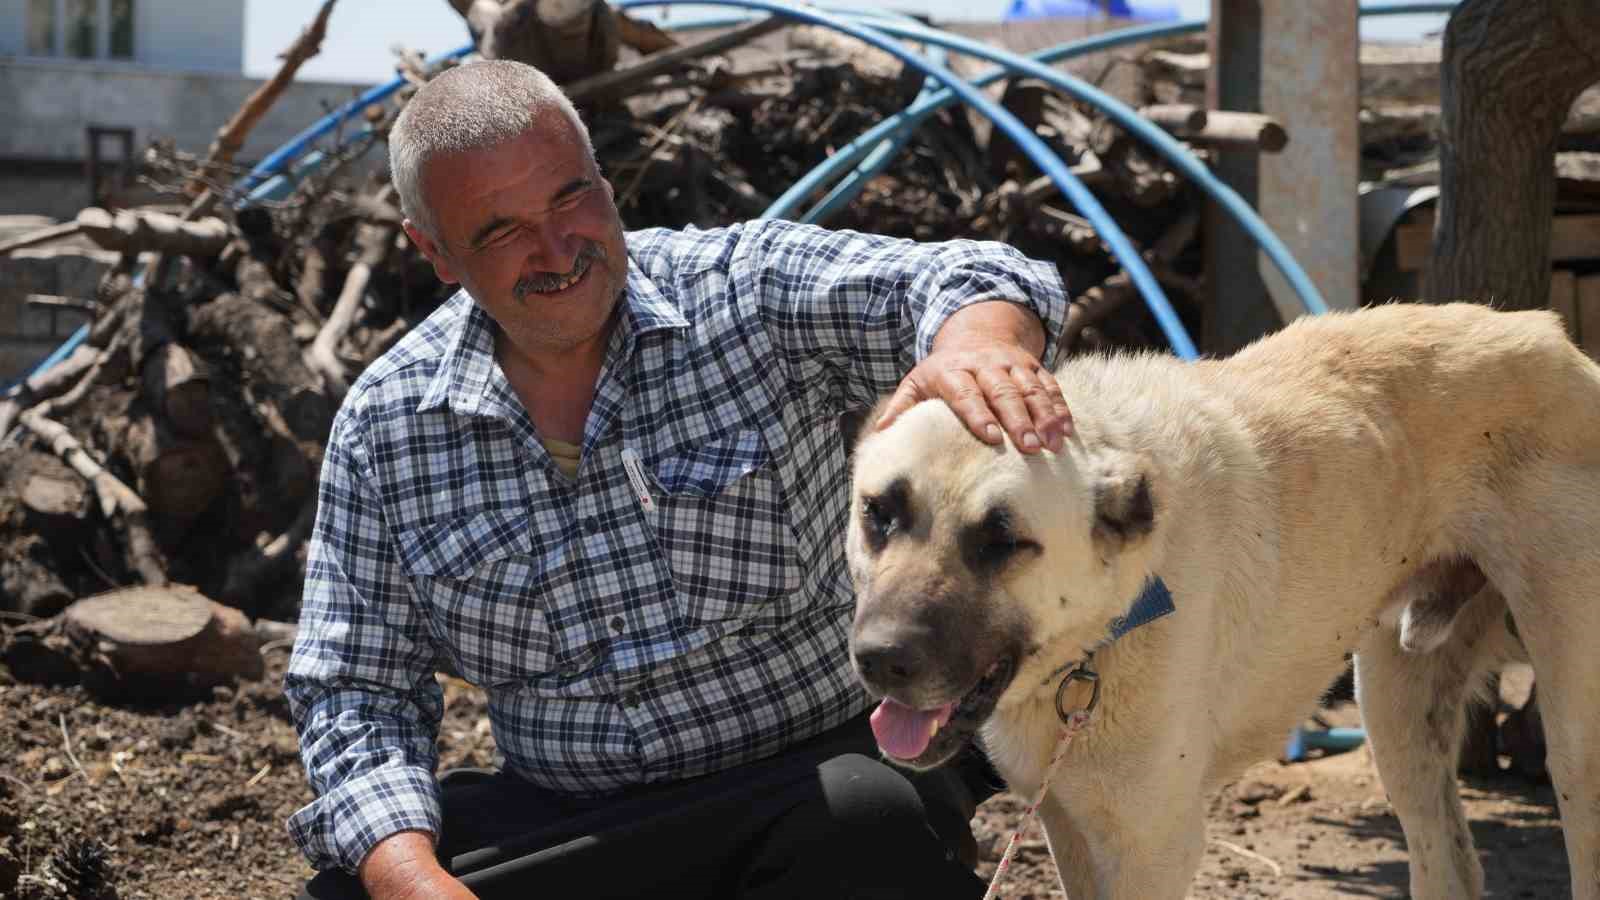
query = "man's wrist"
(930, 300, 1047, 359)
(359, 830, 449, 898)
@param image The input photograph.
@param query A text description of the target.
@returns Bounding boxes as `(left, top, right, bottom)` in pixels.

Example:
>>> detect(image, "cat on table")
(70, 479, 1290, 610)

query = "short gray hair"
(389, 59, 594, 239)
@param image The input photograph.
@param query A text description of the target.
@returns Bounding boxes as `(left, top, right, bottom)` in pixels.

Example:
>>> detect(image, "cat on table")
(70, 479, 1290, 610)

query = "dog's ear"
(838, 396, 897, 463)
(1091, 464, 1156, 556)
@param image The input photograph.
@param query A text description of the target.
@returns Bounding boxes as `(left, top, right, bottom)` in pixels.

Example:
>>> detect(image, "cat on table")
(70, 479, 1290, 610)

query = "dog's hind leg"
(1355, 580, 1506, 900)
(1495, 550, 1600, 900)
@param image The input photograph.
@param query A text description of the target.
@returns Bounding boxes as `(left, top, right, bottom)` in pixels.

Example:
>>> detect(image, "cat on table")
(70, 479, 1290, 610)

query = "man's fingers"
(1014, 366, 1070, 450)
(1035, 367, 1074, 435)
(873, 376, 925, 432)
(973, 368, 1039, 452)
(939, 369, 1004, 445)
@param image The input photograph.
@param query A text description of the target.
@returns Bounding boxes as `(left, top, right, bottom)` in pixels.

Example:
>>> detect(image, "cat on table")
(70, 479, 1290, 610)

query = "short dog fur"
(847, 302, 1600, 899)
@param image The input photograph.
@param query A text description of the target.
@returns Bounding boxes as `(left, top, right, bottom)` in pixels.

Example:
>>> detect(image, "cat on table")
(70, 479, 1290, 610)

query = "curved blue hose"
(237, 44, 476, 195)
(619, 0, 1198, 359)
(16, 1, 1461, 386)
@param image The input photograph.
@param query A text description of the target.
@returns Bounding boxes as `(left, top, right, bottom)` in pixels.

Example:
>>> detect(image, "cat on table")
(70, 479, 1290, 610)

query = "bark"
(187, 294, 332, 445)
(17, 411, 167, 586)
(306, 196, 400, 399)
(62, 585, 265, 688)
(140, 343, 212, 438)
(75, 209, 232, 258)
(119, 414, 229, 522)
(1428, 0, 1600, 306)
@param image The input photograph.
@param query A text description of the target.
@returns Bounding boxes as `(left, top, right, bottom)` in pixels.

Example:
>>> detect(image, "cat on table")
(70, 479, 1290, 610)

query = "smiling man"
(286, 59, 1072, 900)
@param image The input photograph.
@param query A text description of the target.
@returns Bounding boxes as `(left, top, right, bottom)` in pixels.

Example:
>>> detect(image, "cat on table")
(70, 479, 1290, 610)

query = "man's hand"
(359, 831, 478, 900)
(876, 301, 1072, 453)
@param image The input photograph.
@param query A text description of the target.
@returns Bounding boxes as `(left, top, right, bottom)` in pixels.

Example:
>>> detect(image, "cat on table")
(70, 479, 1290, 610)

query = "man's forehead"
(423, 125, 592, 234)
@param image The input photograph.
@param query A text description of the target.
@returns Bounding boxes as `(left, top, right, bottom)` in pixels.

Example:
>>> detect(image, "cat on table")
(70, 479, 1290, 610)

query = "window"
(25, 0, 136, 61)
(26, 0, 55, 55)
(66, 0, 97, 58)
(110, 0, 134, 59)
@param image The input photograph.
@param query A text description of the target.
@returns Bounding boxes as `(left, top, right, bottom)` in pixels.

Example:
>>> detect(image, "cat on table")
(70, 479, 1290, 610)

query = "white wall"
(136, 0, 245, 71)
(0, 0, 245, 70)
(0, 3, 25, 57)
(0, 57, 374, 161)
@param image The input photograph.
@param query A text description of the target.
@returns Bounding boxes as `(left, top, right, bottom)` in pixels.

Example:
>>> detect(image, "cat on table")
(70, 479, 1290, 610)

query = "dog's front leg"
(1036, 781, 1206, 900)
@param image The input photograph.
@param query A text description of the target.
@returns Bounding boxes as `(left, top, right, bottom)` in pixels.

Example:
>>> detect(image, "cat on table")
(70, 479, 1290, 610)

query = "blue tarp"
(1004, 0, 1180, 20)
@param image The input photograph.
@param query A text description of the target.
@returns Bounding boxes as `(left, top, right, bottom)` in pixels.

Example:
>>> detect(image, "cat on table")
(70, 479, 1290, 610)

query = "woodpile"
(1, 2, 1595, 698)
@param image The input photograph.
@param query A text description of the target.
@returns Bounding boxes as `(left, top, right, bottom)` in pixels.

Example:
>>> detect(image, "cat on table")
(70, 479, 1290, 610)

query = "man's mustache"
(513, 242, 604, 300)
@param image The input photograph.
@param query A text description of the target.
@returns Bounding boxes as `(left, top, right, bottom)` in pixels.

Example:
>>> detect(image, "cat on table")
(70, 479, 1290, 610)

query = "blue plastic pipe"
(236, 44, 476, 195)
(619, 0, 1199, 359)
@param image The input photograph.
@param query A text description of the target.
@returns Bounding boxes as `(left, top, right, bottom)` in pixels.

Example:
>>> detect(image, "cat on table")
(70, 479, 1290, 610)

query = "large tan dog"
(846, 302, 1600, 899)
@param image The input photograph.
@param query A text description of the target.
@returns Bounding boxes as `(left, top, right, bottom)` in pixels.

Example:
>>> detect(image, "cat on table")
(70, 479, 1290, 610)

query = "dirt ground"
(0, 650, 1568, 899)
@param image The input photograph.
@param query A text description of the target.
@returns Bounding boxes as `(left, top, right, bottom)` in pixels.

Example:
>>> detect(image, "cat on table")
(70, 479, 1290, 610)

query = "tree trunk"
(1428, 0, 1600, 306)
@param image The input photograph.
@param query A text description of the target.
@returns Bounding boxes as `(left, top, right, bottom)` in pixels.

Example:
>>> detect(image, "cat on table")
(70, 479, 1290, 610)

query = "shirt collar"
(417, 254, 688, 419)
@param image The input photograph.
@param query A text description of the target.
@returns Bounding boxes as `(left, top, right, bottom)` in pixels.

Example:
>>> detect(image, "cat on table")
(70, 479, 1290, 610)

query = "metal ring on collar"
(1054, 666, 1101, 723)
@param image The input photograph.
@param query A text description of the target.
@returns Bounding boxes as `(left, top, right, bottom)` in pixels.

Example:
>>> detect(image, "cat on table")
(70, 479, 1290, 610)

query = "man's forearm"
(930, 299, 1047, 359)
(360, 830, 476, 900)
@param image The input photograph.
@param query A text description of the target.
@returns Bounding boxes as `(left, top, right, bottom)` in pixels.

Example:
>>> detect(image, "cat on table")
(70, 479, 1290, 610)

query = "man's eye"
(484, 226, 521, 248)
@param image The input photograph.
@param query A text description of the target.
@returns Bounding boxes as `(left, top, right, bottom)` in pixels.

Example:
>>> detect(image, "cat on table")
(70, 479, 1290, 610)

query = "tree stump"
(62, 585, 264, 698)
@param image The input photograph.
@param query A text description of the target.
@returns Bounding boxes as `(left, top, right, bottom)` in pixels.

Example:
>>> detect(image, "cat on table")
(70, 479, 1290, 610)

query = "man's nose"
(527, 222, 580, 272)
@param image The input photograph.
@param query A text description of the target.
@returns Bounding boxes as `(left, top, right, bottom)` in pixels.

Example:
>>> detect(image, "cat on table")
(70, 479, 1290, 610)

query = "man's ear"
(1090, 457, 1155, 558)
(403, 219, 460, 285)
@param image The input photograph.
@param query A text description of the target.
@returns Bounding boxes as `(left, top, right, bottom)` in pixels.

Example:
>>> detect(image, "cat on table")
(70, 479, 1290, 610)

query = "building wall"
(135, 0, 245, 71)
(0, 57, 382, 217)
(0, 4, 24, 57)
(0, 0, 244, 70)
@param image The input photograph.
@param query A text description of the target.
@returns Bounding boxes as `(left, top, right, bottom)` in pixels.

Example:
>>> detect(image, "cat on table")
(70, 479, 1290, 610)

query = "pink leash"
(981, 665, 1100, 900)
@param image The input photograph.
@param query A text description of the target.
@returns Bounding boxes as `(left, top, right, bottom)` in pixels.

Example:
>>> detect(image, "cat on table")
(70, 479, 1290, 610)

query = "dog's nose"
(852, 627, 933, 695)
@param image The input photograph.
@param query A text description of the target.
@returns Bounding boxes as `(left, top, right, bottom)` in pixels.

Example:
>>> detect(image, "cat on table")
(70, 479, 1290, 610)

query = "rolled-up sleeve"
(728, 219, 1069, 407)
(284, 406, 446, 875)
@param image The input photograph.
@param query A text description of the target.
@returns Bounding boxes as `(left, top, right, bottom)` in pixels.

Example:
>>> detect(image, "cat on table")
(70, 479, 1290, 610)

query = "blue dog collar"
(1107, 576, 1175, 640)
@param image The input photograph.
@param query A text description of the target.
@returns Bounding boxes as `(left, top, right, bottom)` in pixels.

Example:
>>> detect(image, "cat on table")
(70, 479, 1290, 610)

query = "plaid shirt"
(284, 219, 1067, 873)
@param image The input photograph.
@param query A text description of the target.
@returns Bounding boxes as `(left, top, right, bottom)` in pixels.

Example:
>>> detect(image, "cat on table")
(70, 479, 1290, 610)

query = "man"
(288, 59, 1071, 900)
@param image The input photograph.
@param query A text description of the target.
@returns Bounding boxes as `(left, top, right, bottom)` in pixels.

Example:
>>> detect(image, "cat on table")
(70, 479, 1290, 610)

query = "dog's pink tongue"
(871, 698, 954, 760)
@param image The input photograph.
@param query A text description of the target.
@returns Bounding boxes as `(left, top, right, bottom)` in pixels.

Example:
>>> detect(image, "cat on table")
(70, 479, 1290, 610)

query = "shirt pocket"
(651, 428, 805, 628)
(391, 510, 559, 686)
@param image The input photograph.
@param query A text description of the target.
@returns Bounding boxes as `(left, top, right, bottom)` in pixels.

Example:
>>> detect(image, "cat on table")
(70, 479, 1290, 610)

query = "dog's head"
(846, 399, 1159, 769)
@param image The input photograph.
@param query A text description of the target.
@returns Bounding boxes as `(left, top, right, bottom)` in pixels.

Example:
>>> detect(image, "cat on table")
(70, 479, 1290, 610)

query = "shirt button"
(582, 516, 599, 534)
(622, 692, 641, 709)
(697, 479, 717, 494)
(610, 616, 625, 633)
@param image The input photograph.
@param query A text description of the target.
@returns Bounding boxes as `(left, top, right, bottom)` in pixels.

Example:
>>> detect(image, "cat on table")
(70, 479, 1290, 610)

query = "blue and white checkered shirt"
(284, 219, 1068, 873)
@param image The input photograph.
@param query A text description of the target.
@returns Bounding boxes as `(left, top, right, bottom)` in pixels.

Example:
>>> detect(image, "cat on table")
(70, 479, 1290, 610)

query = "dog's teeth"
(929, 718, 941, 738)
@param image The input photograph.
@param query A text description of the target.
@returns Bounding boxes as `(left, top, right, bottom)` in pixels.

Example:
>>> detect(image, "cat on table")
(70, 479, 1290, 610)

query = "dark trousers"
(299, 714, 1000, 899)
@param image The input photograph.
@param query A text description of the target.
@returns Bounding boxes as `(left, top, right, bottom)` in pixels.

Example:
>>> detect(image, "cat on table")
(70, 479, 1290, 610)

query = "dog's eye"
(980, 537, 1019, 565)
(863, 497, 897, 546)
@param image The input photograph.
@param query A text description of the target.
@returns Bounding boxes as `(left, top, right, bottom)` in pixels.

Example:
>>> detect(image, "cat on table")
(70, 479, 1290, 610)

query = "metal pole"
(1205, 0, 1360, 354)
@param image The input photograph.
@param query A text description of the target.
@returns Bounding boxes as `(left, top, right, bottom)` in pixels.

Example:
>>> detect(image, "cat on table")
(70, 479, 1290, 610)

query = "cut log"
(62, 585, 264, 686)
(17, 410, 167, 586)
(0, 221, 83, 257)
(122, 415, 228, 522)
(187, 293, 332, 444)
(75, 208, 232, 257)
(1182, 111, 1288, 153)
(141, 342, 212, 438)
